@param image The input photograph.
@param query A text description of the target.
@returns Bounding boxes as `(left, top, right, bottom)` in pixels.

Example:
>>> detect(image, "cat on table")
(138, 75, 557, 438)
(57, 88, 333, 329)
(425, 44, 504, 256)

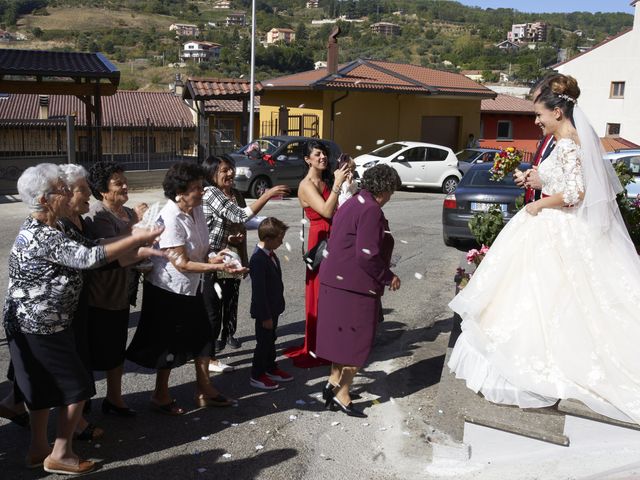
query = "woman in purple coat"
(316, 164, 402, 418)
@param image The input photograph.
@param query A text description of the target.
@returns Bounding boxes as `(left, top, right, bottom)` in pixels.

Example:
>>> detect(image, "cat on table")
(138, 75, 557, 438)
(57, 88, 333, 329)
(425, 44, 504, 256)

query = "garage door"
(421, 116, 460, 150)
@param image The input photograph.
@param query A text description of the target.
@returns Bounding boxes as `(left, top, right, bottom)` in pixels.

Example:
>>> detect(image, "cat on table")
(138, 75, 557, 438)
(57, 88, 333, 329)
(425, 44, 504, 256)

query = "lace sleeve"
(558, 140, 584, 205)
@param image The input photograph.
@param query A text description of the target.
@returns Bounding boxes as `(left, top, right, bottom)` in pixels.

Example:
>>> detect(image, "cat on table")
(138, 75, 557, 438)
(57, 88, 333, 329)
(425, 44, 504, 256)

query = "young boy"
(249, 217, 293, 389)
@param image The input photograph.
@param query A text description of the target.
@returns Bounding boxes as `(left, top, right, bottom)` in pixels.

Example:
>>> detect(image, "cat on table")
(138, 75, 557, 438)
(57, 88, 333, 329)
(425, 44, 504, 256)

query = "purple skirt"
(315, 283, 379, 367)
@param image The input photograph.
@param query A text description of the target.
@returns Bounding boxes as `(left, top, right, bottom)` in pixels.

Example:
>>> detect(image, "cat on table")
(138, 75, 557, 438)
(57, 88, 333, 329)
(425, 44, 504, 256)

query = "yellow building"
(260, 58, 496, 154)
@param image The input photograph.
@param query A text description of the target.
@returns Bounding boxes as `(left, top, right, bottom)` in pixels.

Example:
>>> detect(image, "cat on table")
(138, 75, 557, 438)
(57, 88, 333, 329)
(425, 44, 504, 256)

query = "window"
(610, 82, 625, 98)
(427, 147, 449, 161)
(398, 147, 426, 162)
(496, 120, 512, 140)
(606, 123, 621, 136)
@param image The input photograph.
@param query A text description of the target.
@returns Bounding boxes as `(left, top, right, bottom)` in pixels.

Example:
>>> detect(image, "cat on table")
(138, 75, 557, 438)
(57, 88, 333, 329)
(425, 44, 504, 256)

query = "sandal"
(74, 423, 104, 441)
(150, 399, 185, 416)
(0, 405, 29, 428)
(195, 394, 233, 408)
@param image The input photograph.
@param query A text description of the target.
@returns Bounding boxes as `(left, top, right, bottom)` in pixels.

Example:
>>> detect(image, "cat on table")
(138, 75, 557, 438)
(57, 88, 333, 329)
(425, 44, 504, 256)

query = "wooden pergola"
(0, 49, 120, 158)
(182, 77, 262, 159)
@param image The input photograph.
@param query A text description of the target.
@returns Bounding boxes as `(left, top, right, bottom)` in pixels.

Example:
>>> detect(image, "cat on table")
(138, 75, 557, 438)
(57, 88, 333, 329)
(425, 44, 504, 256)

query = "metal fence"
(261, 113, 320, 138)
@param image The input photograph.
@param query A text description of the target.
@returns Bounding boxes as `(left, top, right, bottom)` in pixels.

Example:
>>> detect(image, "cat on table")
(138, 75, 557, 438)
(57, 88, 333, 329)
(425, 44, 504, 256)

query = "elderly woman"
(201, 155, 288, 372)
(315, 164, 402, 418)
(83, 161, 146, 417)
(127, 162, 246, 415)
(4, 163, 161, 475)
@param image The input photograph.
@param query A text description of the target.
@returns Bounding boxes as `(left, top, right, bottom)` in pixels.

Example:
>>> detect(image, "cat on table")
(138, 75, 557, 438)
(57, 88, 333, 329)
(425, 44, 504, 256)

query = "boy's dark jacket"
(249, 246, 285, 322)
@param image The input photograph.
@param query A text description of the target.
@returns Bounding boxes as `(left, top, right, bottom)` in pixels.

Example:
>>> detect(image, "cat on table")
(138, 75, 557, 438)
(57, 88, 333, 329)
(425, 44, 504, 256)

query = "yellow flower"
(507, 147, 515, 153)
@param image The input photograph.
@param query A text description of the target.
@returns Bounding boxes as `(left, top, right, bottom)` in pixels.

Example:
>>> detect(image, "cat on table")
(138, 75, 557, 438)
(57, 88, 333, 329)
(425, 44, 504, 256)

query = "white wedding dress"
(448, 138, 640, 424)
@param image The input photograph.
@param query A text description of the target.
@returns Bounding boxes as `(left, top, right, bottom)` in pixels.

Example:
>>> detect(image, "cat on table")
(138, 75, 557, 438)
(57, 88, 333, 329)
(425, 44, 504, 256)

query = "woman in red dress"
(284, 141, 349, 368)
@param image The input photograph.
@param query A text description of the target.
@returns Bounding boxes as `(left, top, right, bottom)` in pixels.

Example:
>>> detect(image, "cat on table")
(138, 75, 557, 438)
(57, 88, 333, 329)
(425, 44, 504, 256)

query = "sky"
(456, 0, 636, 14)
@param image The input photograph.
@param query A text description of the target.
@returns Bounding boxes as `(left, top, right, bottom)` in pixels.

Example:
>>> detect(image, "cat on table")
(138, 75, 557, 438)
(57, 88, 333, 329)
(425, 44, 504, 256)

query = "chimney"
(327, 25, 341, 75)
(38, 95, 49, 119)
(173, 73, 184, 97)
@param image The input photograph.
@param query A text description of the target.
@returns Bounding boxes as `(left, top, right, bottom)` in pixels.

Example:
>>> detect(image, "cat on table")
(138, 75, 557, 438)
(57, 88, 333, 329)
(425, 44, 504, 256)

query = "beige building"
(371, 22, 401, 36)
(266, 28, 296, 45)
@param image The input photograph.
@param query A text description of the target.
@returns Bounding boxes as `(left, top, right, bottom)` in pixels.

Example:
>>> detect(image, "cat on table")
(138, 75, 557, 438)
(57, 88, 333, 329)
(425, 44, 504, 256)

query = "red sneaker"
(266, 368, 294, 383)
(250, 374, 280, 390)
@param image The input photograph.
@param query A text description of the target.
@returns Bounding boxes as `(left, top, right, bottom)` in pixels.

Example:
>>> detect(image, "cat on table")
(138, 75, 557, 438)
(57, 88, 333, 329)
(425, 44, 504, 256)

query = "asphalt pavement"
(0, 188, 460, 480)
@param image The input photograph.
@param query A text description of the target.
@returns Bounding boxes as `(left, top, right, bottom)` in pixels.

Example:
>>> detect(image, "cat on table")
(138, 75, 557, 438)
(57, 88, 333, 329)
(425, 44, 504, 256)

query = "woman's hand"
(264, 185, 290, 200)
(524, 166, 542, 190)
(132, 224, 164, 247)
(525, 200, 542, 216)
(389, 275, 401, 291)
(333, 163, 350, 188)
(134, 202, 149, 222)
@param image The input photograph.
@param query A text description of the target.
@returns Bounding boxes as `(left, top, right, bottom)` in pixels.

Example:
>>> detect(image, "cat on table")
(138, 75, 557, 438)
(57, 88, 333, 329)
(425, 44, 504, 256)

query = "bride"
(448, 74, 640, 425)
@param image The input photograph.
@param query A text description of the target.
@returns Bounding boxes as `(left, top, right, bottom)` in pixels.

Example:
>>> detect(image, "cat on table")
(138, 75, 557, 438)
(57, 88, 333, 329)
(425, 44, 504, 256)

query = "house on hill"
(169, 23, 200, 37)
(181, 42, 221, 63)
(226, 13, 246, 27)
(259, 39, 496, 153)
(371, 22, 401, 36)
(266, 28, 296, 45)
(554, 0, 640, 145)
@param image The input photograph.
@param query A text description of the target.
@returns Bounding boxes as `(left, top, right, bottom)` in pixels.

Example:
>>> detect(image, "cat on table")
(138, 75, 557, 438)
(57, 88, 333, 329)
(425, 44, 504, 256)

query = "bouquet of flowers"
(466, 244, 490, 266)
(455, 245, 490, 290)
(490, 147, 522, 181)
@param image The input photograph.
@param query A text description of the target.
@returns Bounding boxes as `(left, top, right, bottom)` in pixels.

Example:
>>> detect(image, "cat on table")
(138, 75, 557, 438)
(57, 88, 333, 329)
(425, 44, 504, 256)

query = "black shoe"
(227, 336, 241, 349)
(330, 397, 367, 418)
(215, 339, 226, 354)
(102, 398, 136, 417)
(322, 382, 336, 409)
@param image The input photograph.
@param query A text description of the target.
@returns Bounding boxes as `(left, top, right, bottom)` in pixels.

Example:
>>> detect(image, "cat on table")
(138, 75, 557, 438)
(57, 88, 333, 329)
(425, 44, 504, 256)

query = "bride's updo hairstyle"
(533, 74, 580, 121)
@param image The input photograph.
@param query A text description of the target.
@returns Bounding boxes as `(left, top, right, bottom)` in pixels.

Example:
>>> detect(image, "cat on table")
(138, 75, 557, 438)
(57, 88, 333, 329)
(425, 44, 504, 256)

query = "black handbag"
(303, 239, 327, 272)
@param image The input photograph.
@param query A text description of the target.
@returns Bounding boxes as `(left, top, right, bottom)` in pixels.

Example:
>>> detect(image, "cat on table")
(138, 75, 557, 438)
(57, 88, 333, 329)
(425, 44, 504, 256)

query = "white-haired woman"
(4, 163, 162, 475)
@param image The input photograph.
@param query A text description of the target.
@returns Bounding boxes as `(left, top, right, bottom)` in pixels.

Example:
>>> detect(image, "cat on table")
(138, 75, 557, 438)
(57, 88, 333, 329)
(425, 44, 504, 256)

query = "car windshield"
(238, 138, 285, 155)
(456, 149, 479, 163)
(463, 168, 518, 188)
(370, 143, 405, 158)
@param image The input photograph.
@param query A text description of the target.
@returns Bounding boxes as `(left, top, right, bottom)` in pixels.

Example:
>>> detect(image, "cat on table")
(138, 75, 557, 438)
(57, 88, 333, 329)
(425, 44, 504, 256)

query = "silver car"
(604, 149, 640, 199)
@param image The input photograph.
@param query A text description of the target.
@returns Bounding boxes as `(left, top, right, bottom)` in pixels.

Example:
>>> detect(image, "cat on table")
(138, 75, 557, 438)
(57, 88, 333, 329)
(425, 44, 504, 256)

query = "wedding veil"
(573, 106, 624, 236)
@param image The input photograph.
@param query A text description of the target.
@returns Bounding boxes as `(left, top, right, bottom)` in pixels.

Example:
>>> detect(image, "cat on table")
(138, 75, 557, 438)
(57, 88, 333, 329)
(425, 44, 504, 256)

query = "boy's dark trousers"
(251, 315, 279, 378)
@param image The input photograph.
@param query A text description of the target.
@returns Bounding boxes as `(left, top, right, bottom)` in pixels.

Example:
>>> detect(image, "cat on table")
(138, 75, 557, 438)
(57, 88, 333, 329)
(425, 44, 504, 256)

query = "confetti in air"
(300, 218, 308, 225)
(222, 453, 232, 459)
(406, 185, 415, 189)
(355, 145, 363, 150)
(357, 195, 365, 204)
(376, 139, 385, 145)
(414, 272, 424, 280)
(284, 255, 290, 262)
(266, 83, 274, 87)
(361, 248, 371, 255)
(321, 249, 329, 258)
(298, 103, 305, 108)
(285, 242, 292, 252)
(289, 415, 298, 421)
(400, 240, 408, 244)
(255, 445, 264, 451)
(214, 282, 222, 299)
(335, 111, 342, 116)
(336, 275, 344, 281)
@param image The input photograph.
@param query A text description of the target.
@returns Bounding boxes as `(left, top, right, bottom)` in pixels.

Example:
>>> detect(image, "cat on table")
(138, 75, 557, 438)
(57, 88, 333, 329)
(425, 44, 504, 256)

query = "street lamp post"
(248, 0, 256, 143)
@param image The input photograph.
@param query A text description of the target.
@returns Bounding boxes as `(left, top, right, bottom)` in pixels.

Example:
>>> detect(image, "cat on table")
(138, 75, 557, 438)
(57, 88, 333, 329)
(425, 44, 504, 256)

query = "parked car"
(354, 141, 461, 194)
(604, 149, 640, 199)
(456, 147, 500, 176)
(442, 162, 530, 246)
(228, 136, 342, 198)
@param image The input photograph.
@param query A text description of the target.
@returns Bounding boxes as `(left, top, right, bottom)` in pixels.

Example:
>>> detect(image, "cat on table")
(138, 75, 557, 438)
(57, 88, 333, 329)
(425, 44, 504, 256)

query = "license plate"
(470, 202, 507, 213)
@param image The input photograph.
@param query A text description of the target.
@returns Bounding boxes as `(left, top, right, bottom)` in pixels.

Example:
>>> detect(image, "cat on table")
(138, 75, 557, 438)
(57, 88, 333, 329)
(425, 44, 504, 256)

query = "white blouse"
(146, 201, 210, 296)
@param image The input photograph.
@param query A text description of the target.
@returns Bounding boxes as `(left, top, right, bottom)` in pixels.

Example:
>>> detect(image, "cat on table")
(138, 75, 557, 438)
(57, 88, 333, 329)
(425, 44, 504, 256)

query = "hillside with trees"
(1, 0, 633, 90)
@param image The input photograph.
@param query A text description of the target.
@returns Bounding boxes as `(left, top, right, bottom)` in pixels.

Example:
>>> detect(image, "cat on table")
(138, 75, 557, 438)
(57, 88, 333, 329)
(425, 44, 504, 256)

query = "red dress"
(284, 184, 332, 368)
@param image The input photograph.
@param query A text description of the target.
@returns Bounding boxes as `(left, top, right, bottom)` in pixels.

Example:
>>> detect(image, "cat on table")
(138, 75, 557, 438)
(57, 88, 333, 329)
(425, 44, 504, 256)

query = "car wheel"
(443, 230, 458, 247)
(249, 176, 272, 198)
(442, 176, 459, 194)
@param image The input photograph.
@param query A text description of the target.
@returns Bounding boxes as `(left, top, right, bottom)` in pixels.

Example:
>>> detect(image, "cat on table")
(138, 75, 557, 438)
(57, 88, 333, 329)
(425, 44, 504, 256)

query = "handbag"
(301, 208, 327, 272)
(303, 239, 327, 272)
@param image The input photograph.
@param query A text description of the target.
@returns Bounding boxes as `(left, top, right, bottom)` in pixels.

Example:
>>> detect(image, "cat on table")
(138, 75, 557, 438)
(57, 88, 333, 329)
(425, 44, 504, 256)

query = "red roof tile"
(481, 94, 534, 114)
(0, 91, 195, 128)
(186, 78, 263, 99)
(204, 96, 260, 113)
(600, 137, 640, 152)
(262, 58, 495, 98)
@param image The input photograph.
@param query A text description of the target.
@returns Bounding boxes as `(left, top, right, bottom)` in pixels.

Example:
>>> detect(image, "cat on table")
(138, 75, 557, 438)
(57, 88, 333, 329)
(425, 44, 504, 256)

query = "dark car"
(228, 136, 342, 198)
(455, 148, 500, 176)
(442, 162, 530, 246)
